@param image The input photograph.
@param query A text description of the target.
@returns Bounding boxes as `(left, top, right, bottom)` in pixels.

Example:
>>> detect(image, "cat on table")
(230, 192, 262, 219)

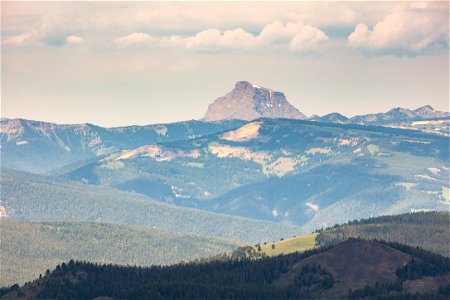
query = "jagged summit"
(413, 105, 449, 119)
(203, 81, 306, 121)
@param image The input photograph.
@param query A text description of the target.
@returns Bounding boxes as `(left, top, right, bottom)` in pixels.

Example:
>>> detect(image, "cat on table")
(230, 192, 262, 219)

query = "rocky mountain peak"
(203, 81, 306, 121)
(415, 105, 435, 111)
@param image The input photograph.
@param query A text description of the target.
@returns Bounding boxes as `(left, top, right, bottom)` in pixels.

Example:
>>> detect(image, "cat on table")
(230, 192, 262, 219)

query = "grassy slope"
(257, 233, 317, 256)
(0, 219, 244, 287)
(0, 169, 303, 244)
(256, 212, 449, 258)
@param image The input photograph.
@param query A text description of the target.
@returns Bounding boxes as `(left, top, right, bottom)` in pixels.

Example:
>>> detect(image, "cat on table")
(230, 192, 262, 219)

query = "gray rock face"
(413, 105, 450, 119)
(203, 81, 306, 121)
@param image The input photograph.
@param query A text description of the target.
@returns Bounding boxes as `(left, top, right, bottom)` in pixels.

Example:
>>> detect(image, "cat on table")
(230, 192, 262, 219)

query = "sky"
(2, 1, 449, 127)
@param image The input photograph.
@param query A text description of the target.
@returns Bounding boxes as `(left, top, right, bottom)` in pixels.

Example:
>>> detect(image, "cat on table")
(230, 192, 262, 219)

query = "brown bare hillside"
(276, 238, 412, 296)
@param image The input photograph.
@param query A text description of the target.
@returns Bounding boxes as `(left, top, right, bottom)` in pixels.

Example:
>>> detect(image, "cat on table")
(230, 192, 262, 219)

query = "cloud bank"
(3, 2, 448, 56)
(348, 4, 449, 54)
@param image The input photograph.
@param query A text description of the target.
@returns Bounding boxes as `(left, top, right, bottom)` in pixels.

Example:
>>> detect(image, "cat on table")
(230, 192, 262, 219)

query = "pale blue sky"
(2, 1, 449, 127)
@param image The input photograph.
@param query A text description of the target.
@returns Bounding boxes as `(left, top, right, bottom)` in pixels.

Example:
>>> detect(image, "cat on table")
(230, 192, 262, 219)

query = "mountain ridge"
(4, 238, 449, 299)
(58, 118, 450, 230)
(312, 105, 450, 125)
(0, 118, 245, 173)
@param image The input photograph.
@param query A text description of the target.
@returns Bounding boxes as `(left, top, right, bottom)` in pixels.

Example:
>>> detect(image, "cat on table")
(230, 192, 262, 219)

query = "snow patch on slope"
(306, 202, 319, 211)
(154, 126, 168, 136)
(0, 206, 7, 217)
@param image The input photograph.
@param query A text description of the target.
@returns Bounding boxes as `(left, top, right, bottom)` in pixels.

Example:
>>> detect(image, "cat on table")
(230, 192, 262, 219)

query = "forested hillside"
(0, 169, 302, 243)
(316, 212, 450, 257)
(61, 118, 450, 229)
(0, 220, 243, 286)
(3, 239, 449, 300)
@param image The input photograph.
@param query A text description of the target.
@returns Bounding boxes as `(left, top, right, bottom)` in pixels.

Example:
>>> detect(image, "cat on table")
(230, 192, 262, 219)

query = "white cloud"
(289, 25, 328, 52)
(4, 31, 84, 47)
(220, 28, 255, 50)
(114, 32, 155, 48)
(257, 21, 328, 51)
(3, 2, 447, 56)
(66, 35, 84, 44)
(165, 22, 328, 52)
(348, 5, 448, 54)
(257, 21, 292, 46)
(4, 33, 33, 46)
(185, 29, 222, 49)
(174, 28, 256, 51)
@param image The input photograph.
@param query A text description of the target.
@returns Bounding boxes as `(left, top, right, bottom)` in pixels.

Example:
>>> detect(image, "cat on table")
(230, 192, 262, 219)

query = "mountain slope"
(0, 169, 302, 243)
(0, 219, 243, 287)
(4, 239, 450, 299)
(62, 118, 449, 228)
(0, 119, 244, 173)
(276, 239, 410, 297)
(310, 113, 349, 124)
(203, 81, 306, 121)
(252, 211, 450, 258)
(315, 211, 450, 257)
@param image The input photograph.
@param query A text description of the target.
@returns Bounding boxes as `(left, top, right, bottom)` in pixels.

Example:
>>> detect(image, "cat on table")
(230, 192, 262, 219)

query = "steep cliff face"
(203, 81, 306, 121)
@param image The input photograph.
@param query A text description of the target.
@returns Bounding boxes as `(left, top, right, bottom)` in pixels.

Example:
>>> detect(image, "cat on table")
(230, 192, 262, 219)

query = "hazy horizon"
(2, 1, 449, 127)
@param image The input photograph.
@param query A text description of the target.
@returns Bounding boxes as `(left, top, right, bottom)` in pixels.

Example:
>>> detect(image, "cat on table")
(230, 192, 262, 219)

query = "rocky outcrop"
(203, 81, 306, 121)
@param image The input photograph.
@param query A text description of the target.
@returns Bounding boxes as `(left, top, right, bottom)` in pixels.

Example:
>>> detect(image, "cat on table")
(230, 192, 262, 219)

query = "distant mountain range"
(1, 81, 449, 231)
(202, 80, 449, 124)
(1, 81, 450, 297)
(1, 82, 448, 173)
(313, 105, 450, 126)
(0, 119, 244, 173)
(56, 118, 448, 230)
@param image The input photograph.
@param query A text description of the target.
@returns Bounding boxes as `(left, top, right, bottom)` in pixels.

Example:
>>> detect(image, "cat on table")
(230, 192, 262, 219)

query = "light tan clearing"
(306, 147, 331, 155)
(117, 145, 199, 161)
(220, 122, 261, 142)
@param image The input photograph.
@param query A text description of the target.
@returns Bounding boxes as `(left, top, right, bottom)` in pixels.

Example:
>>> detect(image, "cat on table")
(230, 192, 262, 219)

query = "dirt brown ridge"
(276, 238, 412, 297)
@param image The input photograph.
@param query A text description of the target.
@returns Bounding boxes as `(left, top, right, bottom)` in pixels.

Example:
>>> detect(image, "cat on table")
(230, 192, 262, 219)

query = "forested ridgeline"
(0, 219, 243, 287)
(1, 168, 302, 243)
(380, 240, 450, 280)
(0, 247, 334, 300)
(316, 211, 450, 257)
(2, 239, 450, 300)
